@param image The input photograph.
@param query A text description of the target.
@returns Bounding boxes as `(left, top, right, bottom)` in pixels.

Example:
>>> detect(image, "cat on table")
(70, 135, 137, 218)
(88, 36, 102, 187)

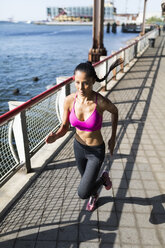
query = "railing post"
(20, 111, 31, 173)
(99, 56, 108, 91)
(134, 41, 138, 58)
(120, 58, 124, 73)
(112, 68, 117, 80)
(65, 83, 71, 96)
(105, 60, 108, 91)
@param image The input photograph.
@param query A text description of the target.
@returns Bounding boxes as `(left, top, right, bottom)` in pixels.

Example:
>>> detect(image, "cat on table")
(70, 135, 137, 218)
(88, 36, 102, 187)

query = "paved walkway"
(0, 34, 165, 248)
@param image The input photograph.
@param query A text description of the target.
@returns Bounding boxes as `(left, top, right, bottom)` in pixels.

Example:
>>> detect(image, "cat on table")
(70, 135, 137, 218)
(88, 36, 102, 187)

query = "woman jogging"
(46, 58, 123, 211)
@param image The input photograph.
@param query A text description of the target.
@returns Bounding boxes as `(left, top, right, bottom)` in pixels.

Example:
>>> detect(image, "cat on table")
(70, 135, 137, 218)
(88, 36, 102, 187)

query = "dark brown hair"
(74, 58, 123, 83)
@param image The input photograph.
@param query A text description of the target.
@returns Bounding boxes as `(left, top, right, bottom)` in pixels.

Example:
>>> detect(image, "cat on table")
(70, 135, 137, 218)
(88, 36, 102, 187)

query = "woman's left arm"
(99, 95, 118, 156)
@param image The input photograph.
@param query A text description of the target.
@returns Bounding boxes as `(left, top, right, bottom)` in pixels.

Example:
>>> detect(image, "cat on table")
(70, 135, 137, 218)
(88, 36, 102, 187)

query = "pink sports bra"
(69, 93, 103, 132)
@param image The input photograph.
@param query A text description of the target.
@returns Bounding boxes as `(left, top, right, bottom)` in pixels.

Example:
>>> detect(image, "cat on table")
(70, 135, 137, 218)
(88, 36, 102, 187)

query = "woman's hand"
(108, 137, 116, 156)
(45, 132, 58, 144)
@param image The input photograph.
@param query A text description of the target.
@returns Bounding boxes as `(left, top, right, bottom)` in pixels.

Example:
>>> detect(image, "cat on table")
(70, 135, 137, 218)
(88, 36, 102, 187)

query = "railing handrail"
(94, 41, 137, 67)
(0, 76, 74, 125)
(94, 29, 154, 67)
(0, 28, 156, 126)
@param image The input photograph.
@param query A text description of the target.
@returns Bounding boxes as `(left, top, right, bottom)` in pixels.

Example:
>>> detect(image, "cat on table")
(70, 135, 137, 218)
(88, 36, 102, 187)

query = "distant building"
(115, 11, 162, 25)
(47, 1, 116, 22)
(104, 0, 116, 21)
(115, 14, 139, 25)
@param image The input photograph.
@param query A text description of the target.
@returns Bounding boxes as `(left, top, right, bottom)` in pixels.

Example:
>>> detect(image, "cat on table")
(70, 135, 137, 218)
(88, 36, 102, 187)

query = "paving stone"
(40, 210, 61, 225)
(14, 240, 35, 248)
(139, 171, 155, 180)
(158, 180, 165, 190)
(79, 210, 98, 226)
(57, 242, 77, 248)
(98, 211, 118, 228)
(125, 170, 141, 180)
(113, 188, 131, 198)
(128, 179, 144, 190)
(145, 190, 162, 199)
(79, 225, 99, 242)
(135, 213, 155, 228)
(139, 228, 162, 246)
(97, 196, 114, 212)
(17, 227, 39, 240)
(58, 223, 78, 242)
(79, 242, 100, 248)
(60, 210, 79, 223)
(122, 162, 139, 171)
(35, 241, 56, 248)
(122, 245, 141, 248)
(136, 162, 152, 171)
(157, 227, 165, 245)
(120, 227, 140, 245)
(100, 243, 121, 248)
(99, 230, 120, 244)
(129, 189, 148, 198)
(0, 231, 18, 242)
(62, 199, 80, 212)
(132, 203, 152, 214)
(135, 156, 149, 164)
(143, 180, 159, 190)
(110, 163, 124, 171)
(115, 201, 134, 213)
(37, 225, 58, 241)
(110, 170, 125, 179)
(118, 212, 136, 227)
(0, 240, 15, 248)
(155, 172, 165, 181)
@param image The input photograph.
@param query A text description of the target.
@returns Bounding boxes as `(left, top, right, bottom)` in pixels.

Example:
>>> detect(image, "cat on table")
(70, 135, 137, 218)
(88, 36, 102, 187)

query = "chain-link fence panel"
(26, 92, 60, 154)
(0, 120, 19, 182)
(70, 81, 76, 94)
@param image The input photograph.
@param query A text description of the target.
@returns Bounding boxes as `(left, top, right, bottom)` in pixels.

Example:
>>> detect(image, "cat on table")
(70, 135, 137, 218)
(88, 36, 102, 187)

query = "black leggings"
(74, 138, 105, 199)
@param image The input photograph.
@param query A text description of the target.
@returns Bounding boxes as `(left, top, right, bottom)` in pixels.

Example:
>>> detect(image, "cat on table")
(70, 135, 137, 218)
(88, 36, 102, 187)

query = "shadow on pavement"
(97, 194, 165, 225)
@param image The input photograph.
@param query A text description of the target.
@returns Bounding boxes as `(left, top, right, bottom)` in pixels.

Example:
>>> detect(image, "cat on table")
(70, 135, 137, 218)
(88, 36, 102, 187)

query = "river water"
(0, 22, 138, 115)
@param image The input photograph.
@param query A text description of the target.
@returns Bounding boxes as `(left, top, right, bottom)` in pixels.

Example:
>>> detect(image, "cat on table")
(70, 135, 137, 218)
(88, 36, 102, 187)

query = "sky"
(0, 0, 163, 21)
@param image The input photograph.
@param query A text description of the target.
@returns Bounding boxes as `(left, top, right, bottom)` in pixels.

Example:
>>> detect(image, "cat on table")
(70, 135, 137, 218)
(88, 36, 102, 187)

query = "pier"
(0, 29, 165, 247)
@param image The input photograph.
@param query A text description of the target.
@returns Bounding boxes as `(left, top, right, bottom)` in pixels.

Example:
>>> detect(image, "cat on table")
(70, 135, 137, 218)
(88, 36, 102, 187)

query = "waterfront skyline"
(0, 0, 162, 21)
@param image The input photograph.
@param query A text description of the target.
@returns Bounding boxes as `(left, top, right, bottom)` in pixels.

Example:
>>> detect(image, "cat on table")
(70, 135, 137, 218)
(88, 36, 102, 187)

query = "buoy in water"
(13, 88, 20, 95)
(33, 76, 39, 82)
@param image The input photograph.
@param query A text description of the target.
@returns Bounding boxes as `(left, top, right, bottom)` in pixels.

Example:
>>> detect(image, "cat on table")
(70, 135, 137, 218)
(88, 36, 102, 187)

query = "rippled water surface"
(0, 22, 137, 115)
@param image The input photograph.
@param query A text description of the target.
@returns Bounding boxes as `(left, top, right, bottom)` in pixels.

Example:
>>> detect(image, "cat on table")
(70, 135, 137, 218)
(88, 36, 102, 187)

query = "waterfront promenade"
(0, 33, 165, 248)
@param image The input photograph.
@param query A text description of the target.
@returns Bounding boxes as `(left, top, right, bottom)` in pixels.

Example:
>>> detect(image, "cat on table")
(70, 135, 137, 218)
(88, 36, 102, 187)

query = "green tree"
(146, 16, 163, 24)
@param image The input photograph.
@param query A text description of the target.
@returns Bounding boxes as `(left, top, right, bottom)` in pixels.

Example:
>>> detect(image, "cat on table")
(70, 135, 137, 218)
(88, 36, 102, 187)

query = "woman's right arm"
(45, 96, 71, 144)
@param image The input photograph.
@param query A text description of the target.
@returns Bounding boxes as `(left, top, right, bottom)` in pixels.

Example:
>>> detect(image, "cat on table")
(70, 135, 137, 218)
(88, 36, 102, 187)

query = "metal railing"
(0, 28, 158, 185)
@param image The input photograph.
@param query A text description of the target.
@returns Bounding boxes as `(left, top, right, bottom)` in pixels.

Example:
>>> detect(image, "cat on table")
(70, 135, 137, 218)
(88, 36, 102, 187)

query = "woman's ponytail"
(74, 58, 123, 83)
(95, 58, 124, 82)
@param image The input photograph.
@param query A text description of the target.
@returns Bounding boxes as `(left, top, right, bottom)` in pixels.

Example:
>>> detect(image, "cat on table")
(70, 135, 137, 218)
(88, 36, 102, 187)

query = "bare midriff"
(75, 129, 104, 146)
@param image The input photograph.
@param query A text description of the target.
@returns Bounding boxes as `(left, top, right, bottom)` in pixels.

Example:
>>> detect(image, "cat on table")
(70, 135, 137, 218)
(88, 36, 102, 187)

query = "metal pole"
(141, 0, 147, 36)
(88, 0, 107, 62)
(162, 1, 165, 16)
(20, 111, 31, 173)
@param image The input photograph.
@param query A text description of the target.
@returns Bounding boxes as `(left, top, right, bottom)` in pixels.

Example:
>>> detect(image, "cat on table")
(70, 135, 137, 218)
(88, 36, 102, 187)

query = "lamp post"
(141, 0, 147, 35)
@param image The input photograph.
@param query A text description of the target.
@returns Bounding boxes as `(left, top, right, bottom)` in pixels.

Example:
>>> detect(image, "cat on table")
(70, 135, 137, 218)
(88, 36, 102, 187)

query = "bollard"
(148, 38, 155, 48)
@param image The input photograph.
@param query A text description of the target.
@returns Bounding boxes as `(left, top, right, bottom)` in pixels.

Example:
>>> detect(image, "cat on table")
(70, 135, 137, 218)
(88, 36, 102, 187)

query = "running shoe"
(101, 171, 112, 190)
(86, 194, 99, 212)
